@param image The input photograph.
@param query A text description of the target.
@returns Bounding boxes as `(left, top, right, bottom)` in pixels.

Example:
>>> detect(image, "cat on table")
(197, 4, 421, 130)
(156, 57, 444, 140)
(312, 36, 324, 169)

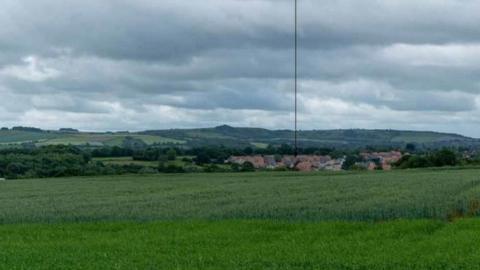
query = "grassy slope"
(2, 169, 480, 223)
(144, 126, 477, 148)
(93, 156, 195, 167)
(93, 157, 160, 167)
(2, 219, 480, 269)
(0, 130, 185, 146)
(0, 130, 61, 144)
(36, 134, 185, 146)
(0, 127, 475, 148)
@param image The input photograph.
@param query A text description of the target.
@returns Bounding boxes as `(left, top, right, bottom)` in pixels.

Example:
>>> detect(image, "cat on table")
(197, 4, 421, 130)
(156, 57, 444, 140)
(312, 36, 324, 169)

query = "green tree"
(431, 149, 457, 167)
(195, 151, 210, 165)
(241, 162, 255, 172)
(405, 143, 416, 152)
(166, 148, 177, 161)
(342, 155, 361, 170)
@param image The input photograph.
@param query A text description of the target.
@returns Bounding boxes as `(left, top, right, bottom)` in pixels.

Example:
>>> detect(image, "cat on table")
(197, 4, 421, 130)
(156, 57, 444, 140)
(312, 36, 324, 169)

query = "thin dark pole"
(294, 0, 298, 157)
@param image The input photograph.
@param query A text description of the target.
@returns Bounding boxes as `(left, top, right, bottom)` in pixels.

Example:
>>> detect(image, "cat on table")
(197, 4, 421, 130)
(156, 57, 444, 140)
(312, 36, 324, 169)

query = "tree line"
(0, 146, 152, 179)
(0, 144, 478, 179)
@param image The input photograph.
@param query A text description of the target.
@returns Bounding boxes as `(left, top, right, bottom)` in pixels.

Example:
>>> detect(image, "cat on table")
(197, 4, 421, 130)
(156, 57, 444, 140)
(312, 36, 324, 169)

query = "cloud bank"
(1, 0, 480, 136)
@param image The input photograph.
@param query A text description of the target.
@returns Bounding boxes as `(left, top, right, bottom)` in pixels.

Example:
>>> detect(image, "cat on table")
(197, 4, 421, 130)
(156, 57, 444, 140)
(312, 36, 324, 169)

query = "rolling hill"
(0, 125, 478, 149)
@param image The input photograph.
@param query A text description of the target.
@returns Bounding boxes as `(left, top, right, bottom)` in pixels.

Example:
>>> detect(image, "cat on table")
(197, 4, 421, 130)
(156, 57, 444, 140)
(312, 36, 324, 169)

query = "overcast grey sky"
(1, 0, 480, 136)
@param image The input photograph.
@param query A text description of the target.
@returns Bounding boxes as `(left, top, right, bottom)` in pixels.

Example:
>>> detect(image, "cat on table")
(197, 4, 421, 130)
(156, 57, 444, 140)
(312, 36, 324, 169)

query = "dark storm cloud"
(1, 0, 480, 135)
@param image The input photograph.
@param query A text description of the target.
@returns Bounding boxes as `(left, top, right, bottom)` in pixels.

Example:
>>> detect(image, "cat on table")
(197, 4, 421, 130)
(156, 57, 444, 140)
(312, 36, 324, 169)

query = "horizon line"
(2, 125, 475, 139)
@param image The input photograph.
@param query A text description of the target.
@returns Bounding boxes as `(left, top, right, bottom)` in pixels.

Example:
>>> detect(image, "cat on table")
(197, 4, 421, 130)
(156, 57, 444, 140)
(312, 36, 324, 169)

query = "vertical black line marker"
(294, 0, 298, 157)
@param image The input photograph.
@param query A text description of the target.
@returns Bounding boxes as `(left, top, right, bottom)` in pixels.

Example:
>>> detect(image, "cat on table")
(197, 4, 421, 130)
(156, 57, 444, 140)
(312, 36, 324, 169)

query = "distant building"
(227, 155, 345, 172)
(263, 155, 277, 169)
(360, 151, 404, 171)
(227, 152, 403, 172)
(227, 156, 265, 169)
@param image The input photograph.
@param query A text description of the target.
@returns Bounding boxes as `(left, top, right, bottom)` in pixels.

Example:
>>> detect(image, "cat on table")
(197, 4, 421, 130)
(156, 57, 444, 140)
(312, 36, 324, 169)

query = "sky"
(1, 0, 480, 136)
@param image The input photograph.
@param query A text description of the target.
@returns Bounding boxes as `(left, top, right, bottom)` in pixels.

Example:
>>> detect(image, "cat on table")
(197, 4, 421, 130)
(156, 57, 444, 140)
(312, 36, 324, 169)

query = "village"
(227, 151, 404, 172)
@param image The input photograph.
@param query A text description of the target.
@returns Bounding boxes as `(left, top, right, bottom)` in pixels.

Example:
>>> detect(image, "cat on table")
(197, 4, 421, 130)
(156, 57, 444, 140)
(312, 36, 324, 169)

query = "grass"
(2, 169, 480, 224)
(93, 156, 196, 168)
(37, 134, 185, 146)
(93, 157, 160, 167)
(36, 135, 106, 146)
(391, 132, 470, 144)
(0, 130, 60, 144)
(2, 219, 480, 269)
(0, 129, 184, 147)
(251, 142, 269, 149)
(3, 169, 480, 269)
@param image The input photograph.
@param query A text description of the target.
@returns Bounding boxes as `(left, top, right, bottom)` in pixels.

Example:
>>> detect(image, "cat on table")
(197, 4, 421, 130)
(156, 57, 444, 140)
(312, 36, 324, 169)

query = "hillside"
(0, 125, 478, 149)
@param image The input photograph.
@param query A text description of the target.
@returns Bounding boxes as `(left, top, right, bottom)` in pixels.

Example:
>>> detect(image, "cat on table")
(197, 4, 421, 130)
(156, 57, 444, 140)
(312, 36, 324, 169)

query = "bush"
(184, 165, 201, 173)
(395, 149, 458, 169)
(230, 163, 241, 172)
(204, 165, 224, 173)
(138, 167, 158, 174)
(167, 149, 177, 161)
(160, 164, 185, 174)
(182, 157, 193, 163)
(430, 149, 457, 167)
(241, 162, 255, 172)
(396, 155, 432, 169)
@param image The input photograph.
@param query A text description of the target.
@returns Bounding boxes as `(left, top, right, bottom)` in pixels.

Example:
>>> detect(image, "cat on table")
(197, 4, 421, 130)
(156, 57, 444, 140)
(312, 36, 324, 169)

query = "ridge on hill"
(0, 125, 478, 149)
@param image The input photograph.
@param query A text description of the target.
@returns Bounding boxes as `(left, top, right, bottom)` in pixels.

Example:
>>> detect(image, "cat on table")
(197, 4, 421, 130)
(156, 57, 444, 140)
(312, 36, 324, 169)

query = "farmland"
(2, 169, 480, 269)
(93, 156, 197, 168)
(0, 129, 185, 147)
(92, 157, 160, 167)
(2, 219, 480, 270)
(1, 169, 480, 223)
(1, 126, 479, 149)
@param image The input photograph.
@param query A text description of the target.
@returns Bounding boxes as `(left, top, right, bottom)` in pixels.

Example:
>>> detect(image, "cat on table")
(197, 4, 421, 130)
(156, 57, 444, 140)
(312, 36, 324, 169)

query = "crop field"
(2, 169, 480, 223)
(2, 219, 480, 270)
(0, 130, 60, 144)
(36, 134, 185, 146)
(93, 156, 196, 168)
(93, 157, 160, 167)
(2, 169, 480, 269)
(0, 130, 185, 147)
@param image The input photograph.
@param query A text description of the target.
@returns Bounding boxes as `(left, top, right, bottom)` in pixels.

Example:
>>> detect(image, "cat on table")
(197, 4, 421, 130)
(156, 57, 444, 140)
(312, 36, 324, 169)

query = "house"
(354, 161, 378, 171)
(263, 155, 277, 169)
(227, 155, 265, 169)
(296, 161, 313, 172)
(227, 155, 345, 172)
(281, 156, 297, 169)
(360, 151, 404, 170)
(322, 157, 345, 171)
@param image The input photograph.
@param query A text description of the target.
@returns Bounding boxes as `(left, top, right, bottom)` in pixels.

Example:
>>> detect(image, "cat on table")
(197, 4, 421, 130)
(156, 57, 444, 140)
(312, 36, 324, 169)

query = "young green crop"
(1, 168, 480, 224)
(2, 219, 480, 270)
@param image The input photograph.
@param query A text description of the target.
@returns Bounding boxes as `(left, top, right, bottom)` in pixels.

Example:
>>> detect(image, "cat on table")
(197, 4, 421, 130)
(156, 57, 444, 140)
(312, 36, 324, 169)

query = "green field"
(0, 130, 185, 147)
(0, 130, 59, 144)
(2, 169, 480, 269)
(1, 126, 478, 149)
(93, 157, 160, 167)
(2, 219, 480, 270)
(2, 169, 480, 223)
(36, 134, 185, 146)
(93, 156, 197, 168)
